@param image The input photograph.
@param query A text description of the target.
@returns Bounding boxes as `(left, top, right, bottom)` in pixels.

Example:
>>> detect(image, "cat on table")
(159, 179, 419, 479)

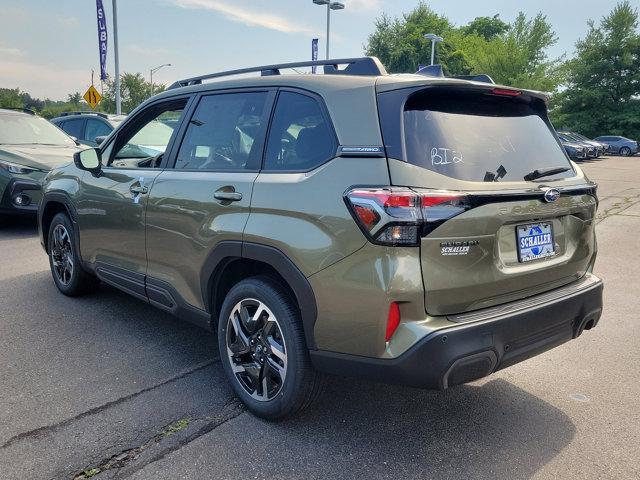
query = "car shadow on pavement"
(0, 261, 575, 480)
(0, 215, 38, 239)
(235, 376, 577, 480)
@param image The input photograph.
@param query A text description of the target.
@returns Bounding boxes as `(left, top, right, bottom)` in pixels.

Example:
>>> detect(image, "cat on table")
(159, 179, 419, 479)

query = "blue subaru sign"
(96, 0, 108, 81)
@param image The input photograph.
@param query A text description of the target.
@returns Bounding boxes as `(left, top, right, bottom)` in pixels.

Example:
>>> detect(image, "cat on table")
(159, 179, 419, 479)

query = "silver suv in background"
(594, 136, 638, 156)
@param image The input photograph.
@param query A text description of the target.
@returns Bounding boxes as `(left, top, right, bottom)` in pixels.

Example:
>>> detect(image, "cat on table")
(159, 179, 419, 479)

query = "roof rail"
(168, 57, 388, 89)
(3, 107, 36, 115)
(59, 111, 109, 118)
(415, 65, 495, 84)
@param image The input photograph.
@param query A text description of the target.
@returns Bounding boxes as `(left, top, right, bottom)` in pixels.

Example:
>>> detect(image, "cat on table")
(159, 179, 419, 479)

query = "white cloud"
(0, 60, 90, 100)
(0, 46, 25, 57)
(126, 44, 171, 56)
(57, 15, 79, 28)
(345, 0, 382, 12)
(171, 0, 315, 34)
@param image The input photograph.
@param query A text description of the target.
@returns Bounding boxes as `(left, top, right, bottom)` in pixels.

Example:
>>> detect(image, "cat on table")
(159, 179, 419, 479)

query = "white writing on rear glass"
(431, 147, 463, 166)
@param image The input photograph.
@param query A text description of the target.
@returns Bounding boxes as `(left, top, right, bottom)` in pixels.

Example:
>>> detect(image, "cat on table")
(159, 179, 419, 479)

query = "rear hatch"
(376, 81, 598, 316)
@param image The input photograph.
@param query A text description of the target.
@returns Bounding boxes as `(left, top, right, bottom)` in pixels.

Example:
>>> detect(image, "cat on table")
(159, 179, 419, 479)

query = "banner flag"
(96, 0, 108, 81)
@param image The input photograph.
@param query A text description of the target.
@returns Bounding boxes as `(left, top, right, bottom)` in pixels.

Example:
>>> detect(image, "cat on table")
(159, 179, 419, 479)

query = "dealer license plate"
(517, 222, 555, 262)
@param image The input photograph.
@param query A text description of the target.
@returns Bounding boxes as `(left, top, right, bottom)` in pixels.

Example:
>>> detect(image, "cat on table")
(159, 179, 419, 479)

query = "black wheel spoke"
(50, 225, 74, 286)
(226, 298, 287, 402)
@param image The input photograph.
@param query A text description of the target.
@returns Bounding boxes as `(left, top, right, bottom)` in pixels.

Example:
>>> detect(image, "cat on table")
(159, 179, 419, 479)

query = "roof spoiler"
(168, 57, 388, 89)
(416, 65, 495, 84)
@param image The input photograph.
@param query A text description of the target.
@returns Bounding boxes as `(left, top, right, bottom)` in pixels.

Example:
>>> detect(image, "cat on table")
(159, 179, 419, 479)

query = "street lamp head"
(313, 0, 329, 4)
(330, 2, 345, 9)
(424, 33, 444, 42)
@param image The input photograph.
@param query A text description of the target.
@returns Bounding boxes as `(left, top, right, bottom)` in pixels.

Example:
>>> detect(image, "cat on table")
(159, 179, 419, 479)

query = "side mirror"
(95, 135, 107, 145)
(74, 148, 102, 176)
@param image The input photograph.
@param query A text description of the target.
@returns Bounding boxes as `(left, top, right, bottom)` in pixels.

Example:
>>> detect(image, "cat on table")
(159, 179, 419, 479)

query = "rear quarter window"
(379, 87, 574, 183)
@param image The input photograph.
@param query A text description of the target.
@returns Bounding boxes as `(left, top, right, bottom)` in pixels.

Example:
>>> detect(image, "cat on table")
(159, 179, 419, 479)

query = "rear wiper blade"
(524, 166, 570, 181)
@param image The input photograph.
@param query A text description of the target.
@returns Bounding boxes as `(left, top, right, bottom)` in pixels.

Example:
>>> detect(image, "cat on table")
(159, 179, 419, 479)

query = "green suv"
(38, 58, 603, 419)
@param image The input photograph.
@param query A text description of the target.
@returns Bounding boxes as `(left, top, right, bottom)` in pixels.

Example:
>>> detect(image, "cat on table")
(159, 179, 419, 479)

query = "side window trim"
(168, 87, 277, 172)
(101, 94, 194, 170)
(260, 87, 339, 173)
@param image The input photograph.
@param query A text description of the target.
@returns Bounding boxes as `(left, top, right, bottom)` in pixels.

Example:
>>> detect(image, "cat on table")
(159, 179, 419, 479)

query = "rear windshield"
(381, 88, 573, 182)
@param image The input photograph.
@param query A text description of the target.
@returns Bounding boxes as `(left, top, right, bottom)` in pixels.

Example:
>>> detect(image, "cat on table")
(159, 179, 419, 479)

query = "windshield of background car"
(391, 88, 573, 182)
(128, 119, 175, 151)
(0, 114, 76, 146)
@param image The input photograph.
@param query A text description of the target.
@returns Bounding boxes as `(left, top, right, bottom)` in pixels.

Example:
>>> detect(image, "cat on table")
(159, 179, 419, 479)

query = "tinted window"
(59, 118, 84, 139)
(85, 119, 112, 142)
(264, 91, 336, 171)
(381, 88, 573, 182)
(175, 92, 268, 170)
(110, 102, 185, 169)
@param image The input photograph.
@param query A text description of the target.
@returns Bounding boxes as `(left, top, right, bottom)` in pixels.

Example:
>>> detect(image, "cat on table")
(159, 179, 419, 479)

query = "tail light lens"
(345, 187, 469, 246)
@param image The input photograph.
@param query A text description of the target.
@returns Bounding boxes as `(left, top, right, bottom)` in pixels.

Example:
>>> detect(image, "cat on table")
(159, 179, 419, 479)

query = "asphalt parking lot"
(1, 155, 639, 480)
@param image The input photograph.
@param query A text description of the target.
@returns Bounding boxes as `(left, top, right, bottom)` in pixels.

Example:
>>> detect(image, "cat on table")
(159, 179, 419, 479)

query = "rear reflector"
(385, 302, 401, 342)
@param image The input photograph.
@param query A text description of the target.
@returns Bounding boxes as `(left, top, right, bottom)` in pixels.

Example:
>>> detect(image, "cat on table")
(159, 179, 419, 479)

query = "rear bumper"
(310, 273, 603, 389)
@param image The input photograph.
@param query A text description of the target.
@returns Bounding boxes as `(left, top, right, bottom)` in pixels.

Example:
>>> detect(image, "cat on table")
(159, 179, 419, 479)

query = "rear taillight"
(345, 187, 469, 246)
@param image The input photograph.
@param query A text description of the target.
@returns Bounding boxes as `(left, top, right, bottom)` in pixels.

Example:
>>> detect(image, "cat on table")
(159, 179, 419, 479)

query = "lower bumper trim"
(310, 274, 603, 390)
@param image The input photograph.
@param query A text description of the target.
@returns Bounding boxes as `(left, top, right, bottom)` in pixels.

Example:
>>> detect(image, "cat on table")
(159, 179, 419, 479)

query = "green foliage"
(100, 73, 164, 114)
(462, 14, 509, 40)
(365, 3, 562, 91)
(552, 1, 640, 138)
(0, 72, 164, 119)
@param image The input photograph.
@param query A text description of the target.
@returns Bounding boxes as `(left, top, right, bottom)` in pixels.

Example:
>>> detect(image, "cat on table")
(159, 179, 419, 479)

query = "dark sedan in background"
(559, 131, 606, 157)
(51, 111, 126, 147)
(594, 136, 638, 156)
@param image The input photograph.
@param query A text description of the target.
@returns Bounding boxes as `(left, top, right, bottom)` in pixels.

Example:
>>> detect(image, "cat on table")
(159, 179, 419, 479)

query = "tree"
(462, 14, 509, 40)
(365, 3, 457, 74)
(364, 4, 563, 91)
(101, 73, 164, 114)
(467, 13, 563, 91)
(0, 88, 24, 109)
(552, 1, 640, 138)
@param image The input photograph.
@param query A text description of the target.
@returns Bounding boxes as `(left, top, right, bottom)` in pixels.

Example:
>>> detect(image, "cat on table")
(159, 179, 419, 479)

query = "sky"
(0, 0, 625, 100)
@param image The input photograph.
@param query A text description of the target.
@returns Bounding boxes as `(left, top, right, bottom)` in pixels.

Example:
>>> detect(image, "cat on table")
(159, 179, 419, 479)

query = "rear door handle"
(214, 189, 242, 202)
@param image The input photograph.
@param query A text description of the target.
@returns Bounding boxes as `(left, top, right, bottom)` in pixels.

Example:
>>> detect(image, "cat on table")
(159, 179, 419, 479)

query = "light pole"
(424, 33, 444, 66)
(312, 0, 345, 60)
(150, 63, 171, 95)
(112, 0, 121, 114)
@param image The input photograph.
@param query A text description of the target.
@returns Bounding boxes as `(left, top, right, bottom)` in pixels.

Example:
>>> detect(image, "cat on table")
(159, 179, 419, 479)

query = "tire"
(218, 276, 324, 420)
(620, 146, 632, 156)
(47, 212, 100, 296)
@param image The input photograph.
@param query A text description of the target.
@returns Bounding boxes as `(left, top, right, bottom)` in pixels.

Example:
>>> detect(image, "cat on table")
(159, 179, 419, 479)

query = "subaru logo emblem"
(543, 188, 560, 203)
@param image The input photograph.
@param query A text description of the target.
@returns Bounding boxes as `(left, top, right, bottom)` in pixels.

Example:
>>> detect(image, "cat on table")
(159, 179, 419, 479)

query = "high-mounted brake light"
(491, 88, 522, 97)
(344, 188, 469, 246)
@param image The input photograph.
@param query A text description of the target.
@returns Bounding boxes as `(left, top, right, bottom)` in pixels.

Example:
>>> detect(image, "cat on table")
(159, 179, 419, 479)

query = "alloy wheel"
(620, 147, 631, 156)
(226, 298, 287, 401)
(51, 224, 74, 285)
